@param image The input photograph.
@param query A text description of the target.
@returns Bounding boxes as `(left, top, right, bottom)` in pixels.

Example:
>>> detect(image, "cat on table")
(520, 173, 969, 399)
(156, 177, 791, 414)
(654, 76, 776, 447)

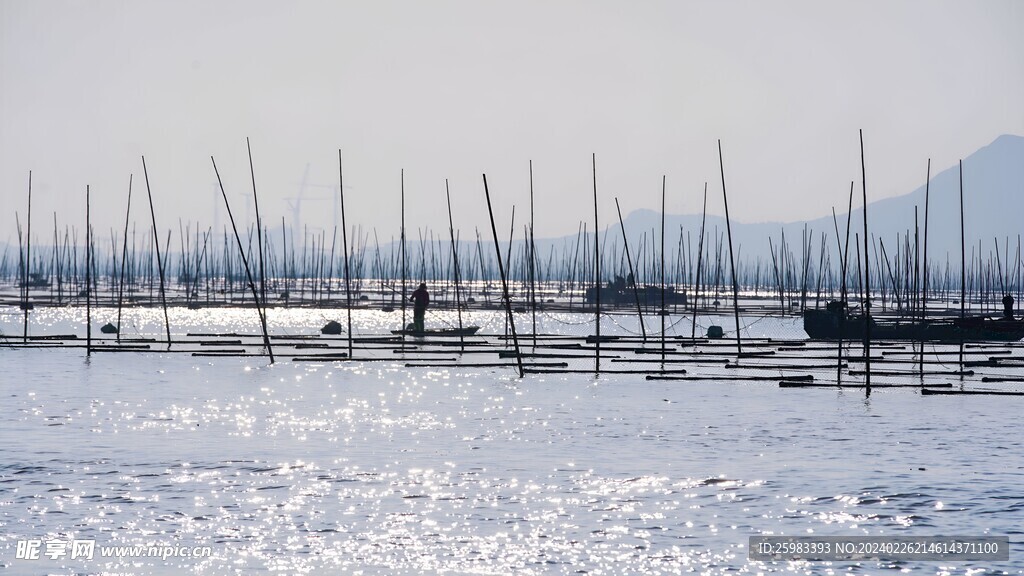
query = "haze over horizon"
(2, 0, 1022, 244)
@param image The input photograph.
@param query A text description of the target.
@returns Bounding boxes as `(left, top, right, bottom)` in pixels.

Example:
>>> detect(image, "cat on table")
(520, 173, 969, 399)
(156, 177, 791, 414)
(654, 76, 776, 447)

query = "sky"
(1, 0, 1022, 247)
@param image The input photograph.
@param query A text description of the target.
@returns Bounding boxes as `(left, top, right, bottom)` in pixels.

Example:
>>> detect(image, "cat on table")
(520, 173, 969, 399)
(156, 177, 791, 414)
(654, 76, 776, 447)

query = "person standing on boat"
(1003, 294, 1015, 320)
(411, 283, 429, 332)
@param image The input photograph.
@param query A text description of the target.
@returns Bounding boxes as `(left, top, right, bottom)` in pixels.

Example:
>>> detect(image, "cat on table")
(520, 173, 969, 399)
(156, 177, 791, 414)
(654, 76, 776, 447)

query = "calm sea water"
(1, 307, 1022, 575)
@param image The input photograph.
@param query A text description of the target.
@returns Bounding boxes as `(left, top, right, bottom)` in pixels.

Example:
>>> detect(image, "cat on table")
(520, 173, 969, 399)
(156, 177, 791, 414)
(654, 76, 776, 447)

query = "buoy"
(321, 320, 342, 335)
(100, 323, 118, 334)
(707, 325, 724, 339)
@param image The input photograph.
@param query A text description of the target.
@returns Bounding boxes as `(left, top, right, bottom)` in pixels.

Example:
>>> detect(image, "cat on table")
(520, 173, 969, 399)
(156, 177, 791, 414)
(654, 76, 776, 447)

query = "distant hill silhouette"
(610, 134, 1024, 267)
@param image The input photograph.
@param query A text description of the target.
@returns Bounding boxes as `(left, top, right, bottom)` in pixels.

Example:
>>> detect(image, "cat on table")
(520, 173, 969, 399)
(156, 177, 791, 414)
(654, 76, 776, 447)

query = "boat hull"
(390, 326, 481, 337)
(584, 285, 687, 307)
(803, 309, 1024, 342)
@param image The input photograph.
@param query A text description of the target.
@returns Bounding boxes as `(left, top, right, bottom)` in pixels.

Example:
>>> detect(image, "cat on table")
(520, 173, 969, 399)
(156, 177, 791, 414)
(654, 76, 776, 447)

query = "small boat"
(20, 273, 51, 288)
(803, 301, 1024, 342)
(390, 326, 481, 337)
(584, 277, 687, 307)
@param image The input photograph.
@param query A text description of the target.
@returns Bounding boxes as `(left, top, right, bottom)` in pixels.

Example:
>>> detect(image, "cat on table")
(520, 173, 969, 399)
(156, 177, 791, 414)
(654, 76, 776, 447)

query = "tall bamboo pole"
(718, 141, 742, 356)
(401, 169, 407, 334)
(529, 160, 538, 348)
(592, 153, 601, 373)
(859, 130, 871, 393)
(920, 159, 931, 377)
(445, 180, 465, 347)
(339, 150, 353, 358)
(959, 160, 966, 371)
(614, 198, 646, 341)
(247, 138, 268, 312)
(482, 174, 524, 377)
(23, 171, 32, 341)
(660, 175, 666, 360)
(85, 185, 91, 357)
(116, 175, 132, 340)
(212, 156, 275, 363)
(691, 185, 707, 340)
(142, 157, 172, 347)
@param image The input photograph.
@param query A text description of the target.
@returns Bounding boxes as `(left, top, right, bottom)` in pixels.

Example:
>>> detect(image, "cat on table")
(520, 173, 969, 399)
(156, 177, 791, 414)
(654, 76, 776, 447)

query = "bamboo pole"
(529, 160, 538, 348)
(592, 154, 601, 373)
(116, 175, 132, 340)
(959, 160, 966, 371)
(718, 141, 742, 356)
(339, 150, 353, 358)
(482, 174, 524, 377)
(691, 185, 707, 340)
(401, 170, 407, 334)
(211, 156, 274, 363)
(445, 180, 465, 348)
(23, 171, 32, 341)
(859, 130, 871, 393)
(920, 159, 931, 377)
(614, 197, 646, 341)
(141, 156, 172, 347)
(660, 175, 666, 361)
(85, 185, 91, 357)
(247, 138, 268, 313)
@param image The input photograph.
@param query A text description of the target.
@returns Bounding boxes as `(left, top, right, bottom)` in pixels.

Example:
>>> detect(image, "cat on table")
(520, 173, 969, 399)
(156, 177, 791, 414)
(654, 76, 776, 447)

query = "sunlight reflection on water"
(1, 307, 1022, 574)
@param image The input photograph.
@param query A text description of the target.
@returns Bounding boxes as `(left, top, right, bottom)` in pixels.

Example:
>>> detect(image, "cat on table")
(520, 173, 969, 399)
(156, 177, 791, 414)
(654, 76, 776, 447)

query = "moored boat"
(803, 300, 1024, 342)
(584, 277, 687, 307)
(391, 326, 481, 337)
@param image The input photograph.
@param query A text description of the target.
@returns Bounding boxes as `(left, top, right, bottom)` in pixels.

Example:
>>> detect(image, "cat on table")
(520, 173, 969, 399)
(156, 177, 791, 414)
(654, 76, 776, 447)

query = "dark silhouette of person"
(1003, 294, 1015, 320)
(411, 283, 429, 332)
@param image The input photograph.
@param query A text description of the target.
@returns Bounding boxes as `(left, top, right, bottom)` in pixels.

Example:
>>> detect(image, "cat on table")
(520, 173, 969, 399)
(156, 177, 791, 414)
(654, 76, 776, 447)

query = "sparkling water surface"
(1, 307, 1022, 575)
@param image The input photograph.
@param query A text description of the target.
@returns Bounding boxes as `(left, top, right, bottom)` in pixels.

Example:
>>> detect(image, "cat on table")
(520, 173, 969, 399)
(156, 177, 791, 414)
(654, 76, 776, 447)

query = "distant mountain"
(611, 134, 1024, 267)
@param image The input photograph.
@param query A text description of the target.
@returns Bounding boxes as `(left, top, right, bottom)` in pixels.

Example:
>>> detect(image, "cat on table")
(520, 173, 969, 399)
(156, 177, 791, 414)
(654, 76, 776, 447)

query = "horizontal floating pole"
(404, 362, 569, 369)
(647, 374, 813, 382)
(922, 388, 1024, 396)
(848, 369, 974, 377)
(523, 368, 687, 375)
(781, 382, 954, 389)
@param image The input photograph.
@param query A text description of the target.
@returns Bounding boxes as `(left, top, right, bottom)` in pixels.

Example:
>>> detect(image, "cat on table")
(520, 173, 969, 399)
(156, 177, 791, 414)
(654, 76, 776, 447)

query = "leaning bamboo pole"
(116, 175, 132, 340)
(142, 156, 172, 347)
(339, 150, 354, 358)
(691, 185, 707, 340)
(614, 197, 646, 341)
(482, 174, 524, 377)
(211, 156, 274, 363)
(445, 180, 465, 348)
(718, 141, 742, 357)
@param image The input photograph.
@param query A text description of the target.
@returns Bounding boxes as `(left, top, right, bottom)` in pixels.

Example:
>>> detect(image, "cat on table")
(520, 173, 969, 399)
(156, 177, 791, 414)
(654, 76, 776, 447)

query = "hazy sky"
(2, 0, 1022, 246)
